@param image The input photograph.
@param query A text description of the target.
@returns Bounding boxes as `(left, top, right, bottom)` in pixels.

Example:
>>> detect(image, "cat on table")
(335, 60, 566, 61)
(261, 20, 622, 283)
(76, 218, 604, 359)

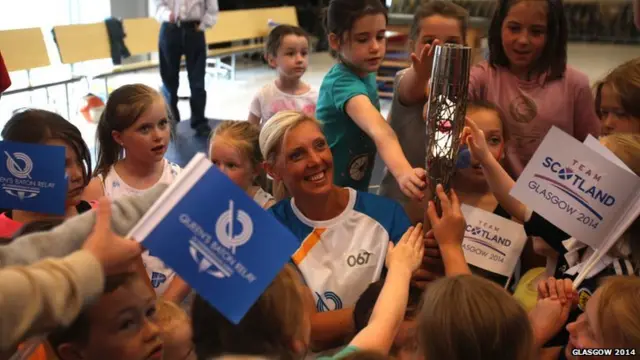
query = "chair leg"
(231, 54, 236, 81)
(65, 83, 72, 120)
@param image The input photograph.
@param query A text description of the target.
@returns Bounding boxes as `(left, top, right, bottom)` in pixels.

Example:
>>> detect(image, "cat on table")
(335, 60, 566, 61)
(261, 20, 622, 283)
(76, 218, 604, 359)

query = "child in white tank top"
(83, 84, 191, 304)
(208, 121, 276, 209)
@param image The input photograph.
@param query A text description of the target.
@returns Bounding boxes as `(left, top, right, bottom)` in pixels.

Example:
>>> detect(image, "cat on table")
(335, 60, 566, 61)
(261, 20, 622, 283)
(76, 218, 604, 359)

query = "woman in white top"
(208, 120, 275, 209)
(83, 83, 190, 304)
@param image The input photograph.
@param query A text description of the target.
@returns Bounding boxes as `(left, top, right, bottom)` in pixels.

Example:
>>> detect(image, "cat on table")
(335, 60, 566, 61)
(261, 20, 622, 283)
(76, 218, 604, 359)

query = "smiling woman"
(0, 109, 93, 237)
(260, 110, 414, 352)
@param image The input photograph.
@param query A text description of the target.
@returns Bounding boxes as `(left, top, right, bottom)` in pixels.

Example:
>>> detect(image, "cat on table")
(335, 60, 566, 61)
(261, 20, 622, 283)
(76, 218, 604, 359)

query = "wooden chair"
(0, 27, 80, 117)
(204, 6, 299, 79)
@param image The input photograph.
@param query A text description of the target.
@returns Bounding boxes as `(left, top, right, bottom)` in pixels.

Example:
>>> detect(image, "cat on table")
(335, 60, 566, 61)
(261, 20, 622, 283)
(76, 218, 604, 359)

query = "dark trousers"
(158, 22, 207, 129)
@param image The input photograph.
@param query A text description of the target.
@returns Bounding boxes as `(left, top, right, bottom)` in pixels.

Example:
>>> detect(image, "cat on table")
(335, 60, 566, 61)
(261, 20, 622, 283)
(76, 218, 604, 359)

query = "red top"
(0, 52, 11, 94)
(0, 201, 97, 238)
(0, 212, 23, 238)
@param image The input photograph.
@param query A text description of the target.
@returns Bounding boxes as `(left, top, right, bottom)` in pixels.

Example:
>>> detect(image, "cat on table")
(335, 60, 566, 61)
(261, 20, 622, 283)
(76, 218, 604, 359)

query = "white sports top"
(99, 159, 182, 296)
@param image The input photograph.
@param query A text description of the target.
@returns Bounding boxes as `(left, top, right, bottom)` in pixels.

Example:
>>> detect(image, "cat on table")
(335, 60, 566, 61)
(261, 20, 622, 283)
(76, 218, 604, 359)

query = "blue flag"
(0, 141, 67, 215)
(141, 164, 299, 324)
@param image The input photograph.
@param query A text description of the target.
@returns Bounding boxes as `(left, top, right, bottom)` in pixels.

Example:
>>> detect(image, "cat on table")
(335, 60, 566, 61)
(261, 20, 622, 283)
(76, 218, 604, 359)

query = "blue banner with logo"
(0, 141, 67, 215)
(141, 165, 299, 324)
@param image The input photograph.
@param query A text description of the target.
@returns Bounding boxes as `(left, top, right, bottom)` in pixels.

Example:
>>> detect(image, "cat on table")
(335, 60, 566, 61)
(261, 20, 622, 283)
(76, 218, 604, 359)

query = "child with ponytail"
(83, 84, 189, 304)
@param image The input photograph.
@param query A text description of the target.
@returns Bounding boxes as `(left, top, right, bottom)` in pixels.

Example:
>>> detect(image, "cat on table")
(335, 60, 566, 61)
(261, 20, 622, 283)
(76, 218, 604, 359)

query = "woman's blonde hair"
(596, 276, 640, 349)
(417, 275, 534, 360)
(259, 111, 321, 165)
(191, 264, 306, 360)
(209, 121, 263, 168)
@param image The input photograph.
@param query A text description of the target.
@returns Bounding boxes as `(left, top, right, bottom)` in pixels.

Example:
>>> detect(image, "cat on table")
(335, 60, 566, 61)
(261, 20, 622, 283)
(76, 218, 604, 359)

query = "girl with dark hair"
(82, 83, 189, 304)
(315, 0, 426, 200)
(399, 0, 600, 178)
(0, 109, 93, 237)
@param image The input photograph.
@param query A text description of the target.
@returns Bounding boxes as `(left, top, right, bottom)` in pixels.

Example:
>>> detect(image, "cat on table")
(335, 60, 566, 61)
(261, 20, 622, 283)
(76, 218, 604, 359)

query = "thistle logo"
(316, 291, 343, 312)
(3, 151, 39, 200)
(187, 200, 256, 282)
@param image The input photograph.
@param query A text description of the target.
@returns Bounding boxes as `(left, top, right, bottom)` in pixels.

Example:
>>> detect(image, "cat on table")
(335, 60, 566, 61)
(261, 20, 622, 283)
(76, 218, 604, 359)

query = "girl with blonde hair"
(418, 275, 535, 360)
(208, 121, 275, 208)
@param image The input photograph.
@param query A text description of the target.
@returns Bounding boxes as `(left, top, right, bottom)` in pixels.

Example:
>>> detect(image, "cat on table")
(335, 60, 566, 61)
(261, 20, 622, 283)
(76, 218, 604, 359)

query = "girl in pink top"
(398, 0, 600, 178)
(0, 110, 94, 237)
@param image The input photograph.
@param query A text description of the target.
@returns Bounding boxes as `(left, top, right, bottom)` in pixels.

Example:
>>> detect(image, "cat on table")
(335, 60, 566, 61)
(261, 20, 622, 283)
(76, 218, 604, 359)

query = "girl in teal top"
(316, 0, 426, 200)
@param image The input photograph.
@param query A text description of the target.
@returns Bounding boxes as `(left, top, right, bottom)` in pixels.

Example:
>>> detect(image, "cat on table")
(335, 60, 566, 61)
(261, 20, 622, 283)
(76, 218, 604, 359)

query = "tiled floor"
(2, 43, 640, 188)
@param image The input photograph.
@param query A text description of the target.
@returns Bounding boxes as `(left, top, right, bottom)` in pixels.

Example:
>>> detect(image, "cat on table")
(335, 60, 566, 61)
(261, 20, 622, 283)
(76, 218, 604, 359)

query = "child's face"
(500, 0, 548, 74)
(412, 15, 464, 55)
(161, 317, 195, 360)
(113, 97, 171, 165)
(78, 276, 163, 360)
(565, 289, 604, 360)
(209, 136, 256, 192)
(457, 109, 504, 183)
(331, 13, 387, 76)
(46, 139, 85, 208)
(599, 83, 640, 136)
(269, 35, 310, 80)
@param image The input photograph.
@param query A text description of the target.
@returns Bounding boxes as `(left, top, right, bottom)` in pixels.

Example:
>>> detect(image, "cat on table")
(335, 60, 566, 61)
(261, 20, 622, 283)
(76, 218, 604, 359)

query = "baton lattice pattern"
(425, 44, 471, 214)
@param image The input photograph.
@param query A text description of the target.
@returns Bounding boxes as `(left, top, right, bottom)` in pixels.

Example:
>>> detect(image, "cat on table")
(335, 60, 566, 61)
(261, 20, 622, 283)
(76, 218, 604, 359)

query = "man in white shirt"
(155, 0, 219, 137)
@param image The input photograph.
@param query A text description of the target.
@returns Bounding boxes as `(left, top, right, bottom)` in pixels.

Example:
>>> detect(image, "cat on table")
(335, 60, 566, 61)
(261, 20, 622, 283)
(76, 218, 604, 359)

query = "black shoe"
(194, 124, 212, 138)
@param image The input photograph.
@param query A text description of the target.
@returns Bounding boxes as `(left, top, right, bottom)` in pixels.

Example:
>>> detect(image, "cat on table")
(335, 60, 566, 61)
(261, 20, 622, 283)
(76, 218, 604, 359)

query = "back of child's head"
(595, 58, 640, 122)
(156, 299, 195, 360)
(95, 83, 165, 177)
(1, 108, 92, 184)
(600, 133, 640, 177)
(323, 0, 388, 58)
(488, 0, 568, 81)
(341, 351, 390, 360)
(409, 0, 468, 43)
(209, 121, 263, 168)
(265, 25, 310, 59)
(354, 280, 423, 332)
(595, 276, 640, 349)
(12, 219, 65, 238)
(417, 275, 534, 360)
(600, 133, 640, 269)
(191, 264, 307, 360)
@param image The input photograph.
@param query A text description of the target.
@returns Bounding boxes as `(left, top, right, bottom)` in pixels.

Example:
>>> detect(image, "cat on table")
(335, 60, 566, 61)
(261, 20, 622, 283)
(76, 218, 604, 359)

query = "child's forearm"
(367, 265, 412, 332)
(0, 250, 104, 350)
(2, 184, 167, 267)
(348, 265, 413, 354)
(375, 126, 413, 179)
(482, 156, 527, 222)
(440, 245, 471, 276)
(398, 66, 429, 106)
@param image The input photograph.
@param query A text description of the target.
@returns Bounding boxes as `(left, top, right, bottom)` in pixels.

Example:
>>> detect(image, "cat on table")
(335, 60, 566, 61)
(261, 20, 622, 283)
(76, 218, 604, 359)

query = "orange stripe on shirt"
(292, 228, 326, 265)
